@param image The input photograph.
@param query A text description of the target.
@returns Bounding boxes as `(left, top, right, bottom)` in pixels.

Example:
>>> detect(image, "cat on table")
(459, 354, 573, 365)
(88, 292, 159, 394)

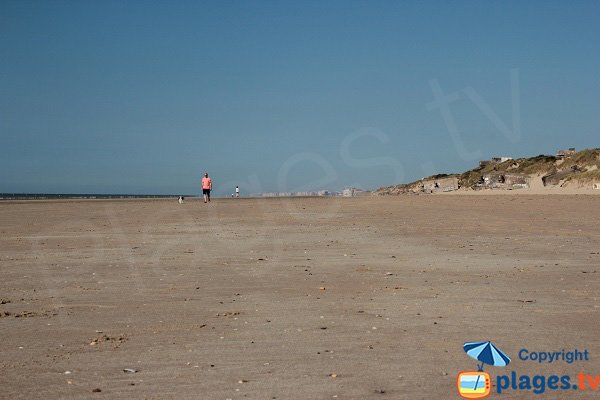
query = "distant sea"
(0, 193, 189, 200)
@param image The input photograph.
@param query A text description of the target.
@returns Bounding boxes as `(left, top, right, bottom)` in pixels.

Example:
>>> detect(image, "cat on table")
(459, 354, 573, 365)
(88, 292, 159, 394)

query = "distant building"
(556, 148, 576, 158)
(342, 187, 365, 197)
(491, 156, 513, 163)
(342, 188, 355, 197)
(253, 190, 340, 197)
(479, 157, 513, 167)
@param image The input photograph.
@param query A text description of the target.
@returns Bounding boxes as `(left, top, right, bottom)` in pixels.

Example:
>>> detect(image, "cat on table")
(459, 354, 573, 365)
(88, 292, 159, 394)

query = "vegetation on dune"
(564, 169, 600, 182)
(565, 149, 600, 169)
(510, 155, 559, 174)
(459, 168, 486, 189)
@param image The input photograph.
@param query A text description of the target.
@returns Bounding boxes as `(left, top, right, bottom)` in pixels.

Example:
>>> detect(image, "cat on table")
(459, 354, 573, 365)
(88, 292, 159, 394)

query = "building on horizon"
(342, 187, 367, 197)
(556, 148, 576, 157)
(479, 156, 513, 167)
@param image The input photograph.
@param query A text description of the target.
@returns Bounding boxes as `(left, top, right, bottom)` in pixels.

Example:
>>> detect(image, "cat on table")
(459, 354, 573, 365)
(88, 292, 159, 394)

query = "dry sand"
(1, 196, 599, 399)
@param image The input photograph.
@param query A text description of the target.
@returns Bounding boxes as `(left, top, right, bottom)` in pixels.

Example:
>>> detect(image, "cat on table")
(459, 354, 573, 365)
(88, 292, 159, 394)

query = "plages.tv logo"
(457, 341, 511, 399)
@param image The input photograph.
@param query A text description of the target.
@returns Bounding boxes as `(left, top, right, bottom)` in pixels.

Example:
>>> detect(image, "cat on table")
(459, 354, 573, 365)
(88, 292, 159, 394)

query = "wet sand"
(1, 196, 599, 399)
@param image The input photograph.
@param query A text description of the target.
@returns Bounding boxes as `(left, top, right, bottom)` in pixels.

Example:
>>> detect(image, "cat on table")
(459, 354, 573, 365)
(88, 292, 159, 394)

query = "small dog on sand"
(178, 196, 184, 204)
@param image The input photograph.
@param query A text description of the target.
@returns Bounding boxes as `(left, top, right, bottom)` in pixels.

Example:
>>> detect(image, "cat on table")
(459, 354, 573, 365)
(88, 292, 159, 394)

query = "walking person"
(201, 172, 212, 203)
(235, 186, 240, 197)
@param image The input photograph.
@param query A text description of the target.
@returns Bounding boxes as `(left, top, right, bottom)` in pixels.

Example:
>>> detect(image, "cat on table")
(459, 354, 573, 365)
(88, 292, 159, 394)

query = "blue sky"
(1, 0, 599, 195)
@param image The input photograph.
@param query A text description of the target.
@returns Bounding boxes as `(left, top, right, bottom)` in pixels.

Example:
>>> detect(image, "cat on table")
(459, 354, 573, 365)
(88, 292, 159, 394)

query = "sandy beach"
(1, 196, 599, 399)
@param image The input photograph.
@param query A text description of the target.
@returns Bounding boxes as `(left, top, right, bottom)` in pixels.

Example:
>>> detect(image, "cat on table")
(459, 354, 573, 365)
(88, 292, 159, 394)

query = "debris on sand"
(89, 334, 128, 347)
(216, 311, 241, 318)
(1, 310, 57, 318)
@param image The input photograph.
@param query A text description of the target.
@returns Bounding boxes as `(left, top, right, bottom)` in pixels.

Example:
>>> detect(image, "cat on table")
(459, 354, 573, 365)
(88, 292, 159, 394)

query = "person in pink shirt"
(201, 172, 212, 203)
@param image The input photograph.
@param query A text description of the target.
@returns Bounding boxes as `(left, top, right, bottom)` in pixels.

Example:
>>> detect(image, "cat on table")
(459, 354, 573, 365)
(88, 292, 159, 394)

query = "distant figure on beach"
(178, 196, 184, 204)
(235, 186, 240, 197)
(201, 173, 212, 203)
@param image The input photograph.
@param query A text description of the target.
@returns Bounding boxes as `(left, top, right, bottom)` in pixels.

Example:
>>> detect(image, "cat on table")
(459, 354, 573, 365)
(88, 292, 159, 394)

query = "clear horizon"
(2, 1, 599, 196)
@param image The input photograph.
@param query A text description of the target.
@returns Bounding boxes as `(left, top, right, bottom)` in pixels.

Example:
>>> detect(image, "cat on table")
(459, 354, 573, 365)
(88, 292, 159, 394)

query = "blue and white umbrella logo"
(463, 341, 511, 371)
